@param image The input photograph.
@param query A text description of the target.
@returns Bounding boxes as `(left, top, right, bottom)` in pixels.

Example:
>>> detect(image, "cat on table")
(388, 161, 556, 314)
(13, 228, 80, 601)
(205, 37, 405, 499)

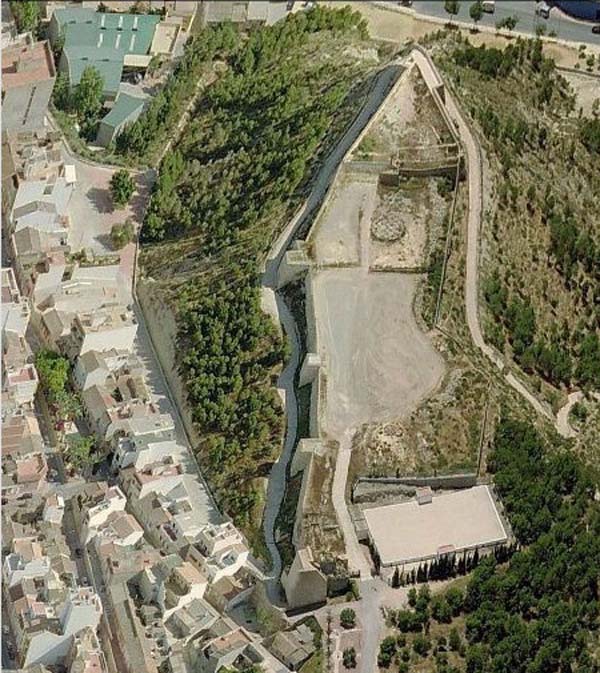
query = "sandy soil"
(312, 269, 444, 439)
(370, 179, 448, 270)
(357, 65, 453, 158)
(311, 174, 378, 267)
(562, 70, 600, 116)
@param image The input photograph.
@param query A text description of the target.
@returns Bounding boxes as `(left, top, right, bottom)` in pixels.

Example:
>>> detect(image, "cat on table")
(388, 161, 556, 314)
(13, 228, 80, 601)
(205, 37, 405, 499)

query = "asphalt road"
(410, 0, 600, 45)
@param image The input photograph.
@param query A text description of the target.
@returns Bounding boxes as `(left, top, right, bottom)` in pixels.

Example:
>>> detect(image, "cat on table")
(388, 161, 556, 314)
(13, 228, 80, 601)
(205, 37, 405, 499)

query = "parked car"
(592, 24, 600, 34)
(535, 1, 551, 19)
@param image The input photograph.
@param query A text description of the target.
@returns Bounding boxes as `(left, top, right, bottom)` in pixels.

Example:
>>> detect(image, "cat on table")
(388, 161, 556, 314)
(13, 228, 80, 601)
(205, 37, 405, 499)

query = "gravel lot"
(312, 268, 444, 439)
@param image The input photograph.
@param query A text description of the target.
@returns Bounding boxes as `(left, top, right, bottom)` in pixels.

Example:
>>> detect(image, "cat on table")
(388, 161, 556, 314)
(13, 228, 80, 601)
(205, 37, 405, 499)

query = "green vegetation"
(580, 117, 600, 154)
(9, 0, 40, 34)
(380, 417, 600, 672)
(52, 66, 105, 142)
(110, 219, 135, 249)
(115, 23, 239, 164)
(138, 8, 372, 539)
(65, 435, 95, 470)
(35, 349, 83, 425)
(110, 170, 135, 209)
(495, 15, 519, 32)
(469, 1, 483, 28)
(340, 608, 356, 629)
(444, 1, 461, 24)
(441, 37, 600, 392)
(343, 647, 357, 669)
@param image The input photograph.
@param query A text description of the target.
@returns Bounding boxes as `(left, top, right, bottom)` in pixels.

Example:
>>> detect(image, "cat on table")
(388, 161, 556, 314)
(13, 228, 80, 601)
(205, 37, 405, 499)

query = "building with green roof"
(96, 92, 146, 147)
(49, 7, 160, 99)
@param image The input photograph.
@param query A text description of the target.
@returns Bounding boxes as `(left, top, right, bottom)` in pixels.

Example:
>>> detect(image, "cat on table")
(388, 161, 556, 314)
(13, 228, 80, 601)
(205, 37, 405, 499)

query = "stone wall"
(136, 279, 202, 450)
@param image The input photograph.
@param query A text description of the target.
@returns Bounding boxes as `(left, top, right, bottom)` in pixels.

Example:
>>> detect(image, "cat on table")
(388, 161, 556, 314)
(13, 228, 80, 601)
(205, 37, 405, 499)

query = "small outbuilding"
(96, 92, 146, 147)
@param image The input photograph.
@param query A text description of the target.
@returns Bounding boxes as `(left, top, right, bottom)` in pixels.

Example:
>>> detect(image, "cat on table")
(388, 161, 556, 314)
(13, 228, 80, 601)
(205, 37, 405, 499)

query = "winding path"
(411, 48, 579, 438)
(260, 63, 403, 603)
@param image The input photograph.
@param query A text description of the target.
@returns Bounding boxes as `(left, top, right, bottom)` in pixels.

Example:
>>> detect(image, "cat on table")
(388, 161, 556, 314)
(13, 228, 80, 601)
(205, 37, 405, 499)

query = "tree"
(54, 390, 83, 422)
(110, 170, 135, 208)
(378, 637, 397, 669)
(469, 1, 483, 28)
(52, 73, 72, 112)
(431, 596, 453, 623)
(340, 608, 356, 629)
(408, 587, 417, 607)
(110, 219, 135, 249)
(391, 566, 400, 588)
(445, 587, 464, 615)
(342, 647, 357, 669)
(413, 633, 431, 657)
(35, 349, 70, 400)
(449, 627, 462, 652)
(496, 15, 519, 32)
(65, 435, 95, 470)
(73, 66, 104, 123)
(10, 0, 40, 33)
(444, 0, 461, 25)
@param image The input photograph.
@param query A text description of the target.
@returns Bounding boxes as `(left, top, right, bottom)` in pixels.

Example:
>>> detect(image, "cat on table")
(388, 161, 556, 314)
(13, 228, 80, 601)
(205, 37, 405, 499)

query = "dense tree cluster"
(117, 6, 366, 164)
(9, 0, 40, 34)
(140, 8, 368, 531)
(380, 418, 600, 672)
(178, 274, 287, 517)
(453, 43, 519, 78)
(52, 66, 105, 141)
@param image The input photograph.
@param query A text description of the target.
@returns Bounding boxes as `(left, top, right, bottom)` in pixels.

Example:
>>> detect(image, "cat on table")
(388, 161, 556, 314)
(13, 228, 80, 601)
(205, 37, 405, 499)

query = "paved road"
(408, 0, 600, 45)
(260, 62, 403, 600)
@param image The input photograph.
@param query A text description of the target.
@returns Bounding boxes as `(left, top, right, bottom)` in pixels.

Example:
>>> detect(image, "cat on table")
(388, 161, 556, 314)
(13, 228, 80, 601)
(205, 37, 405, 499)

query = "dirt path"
(156, 69, 219, 164)
(410, 48, 575, 437)
(556, 391, 583, 438)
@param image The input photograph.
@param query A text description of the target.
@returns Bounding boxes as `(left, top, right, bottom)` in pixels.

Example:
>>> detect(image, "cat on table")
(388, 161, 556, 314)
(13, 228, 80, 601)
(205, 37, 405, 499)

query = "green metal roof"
(100, 92, 146, 130)
(62, 47, 123, 97)
(54, 7, 160, 55)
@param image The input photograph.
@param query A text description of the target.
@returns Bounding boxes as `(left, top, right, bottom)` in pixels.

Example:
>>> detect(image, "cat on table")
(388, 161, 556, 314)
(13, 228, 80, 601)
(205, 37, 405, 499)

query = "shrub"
(111, 219, 135, 249)
(340, 608, 356, 630)
(110, 170, 135, 208)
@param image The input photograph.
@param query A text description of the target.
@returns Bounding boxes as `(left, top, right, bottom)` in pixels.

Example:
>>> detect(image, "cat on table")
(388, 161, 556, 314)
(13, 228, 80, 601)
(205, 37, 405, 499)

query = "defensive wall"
(278, 52, 471, 563)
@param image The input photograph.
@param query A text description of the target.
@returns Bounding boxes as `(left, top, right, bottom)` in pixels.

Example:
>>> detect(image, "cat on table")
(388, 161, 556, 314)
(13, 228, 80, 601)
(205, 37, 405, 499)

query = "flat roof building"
(1, 40, 56, 133)
(363, 485, 508, 567)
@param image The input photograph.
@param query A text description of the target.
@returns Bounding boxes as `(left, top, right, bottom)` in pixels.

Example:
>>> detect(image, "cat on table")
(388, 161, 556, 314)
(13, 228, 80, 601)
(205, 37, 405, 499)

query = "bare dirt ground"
(562, 70, 600, 115)
(311, 173, 378, 267)
(312, 268, 444, 439)
(370, 178, 448, 270)
(355, 65, 453, 159)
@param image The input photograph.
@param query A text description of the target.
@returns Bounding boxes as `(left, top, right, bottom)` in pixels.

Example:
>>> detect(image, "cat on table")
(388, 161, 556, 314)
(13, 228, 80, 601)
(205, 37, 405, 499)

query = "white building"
(1, 267, 30, 339)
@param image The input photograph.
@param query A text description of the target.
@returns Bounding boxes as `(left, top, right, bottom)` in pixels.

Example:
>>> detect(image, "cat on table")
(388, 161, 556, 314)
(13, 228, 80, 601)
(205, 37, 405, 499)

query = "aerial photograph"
(1, 0, 599, 672)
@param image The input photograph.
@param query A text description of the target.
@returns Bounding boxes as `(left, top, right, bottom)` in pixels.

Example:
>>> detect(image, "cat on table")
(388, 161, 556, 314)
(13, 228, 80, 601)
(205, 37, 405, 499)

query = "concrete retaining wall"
(136, 279, 202, 450)
(354, 472, 478, 496)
